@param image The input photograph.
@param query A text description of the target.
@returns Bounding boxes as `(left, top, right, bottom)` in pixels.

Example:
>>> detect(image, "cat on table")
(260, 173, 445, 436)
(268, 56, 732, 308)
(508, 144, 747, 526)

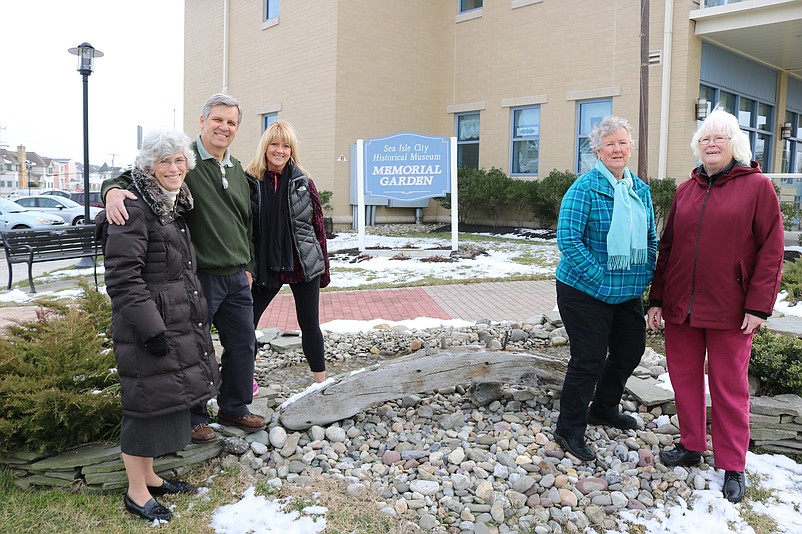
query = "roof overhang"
(690, 0, 802, 79)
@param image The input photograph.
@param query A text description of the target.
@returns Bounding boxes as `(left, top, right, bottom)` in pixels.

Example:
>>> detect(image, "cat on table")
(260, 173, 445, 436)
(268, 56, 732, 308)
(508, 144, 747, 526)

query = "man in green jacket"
(102, 93, 265, 443)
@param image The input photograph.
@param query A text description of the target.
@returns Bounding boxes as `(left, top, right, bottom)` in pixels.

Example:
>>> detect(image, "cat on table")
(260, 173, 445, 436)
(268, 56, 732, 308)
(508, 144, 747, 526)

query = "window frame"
(456, 112, 480, 169)
(782, 110, 802, 174)
(262, 113, 278, 131)
(509, 105, 540, 177)
(458, 0, 483, 14)
(576, 99, 612, 175)
(265, 0, 280, 21)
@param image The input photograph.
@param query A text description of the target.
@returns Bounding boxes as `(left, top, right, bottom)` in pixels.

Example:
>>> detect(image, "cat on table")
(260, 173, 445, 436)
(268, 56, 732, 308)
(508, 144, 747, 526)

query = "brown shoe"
(217, 412, 266, 432)
(191, 423, 217, 444)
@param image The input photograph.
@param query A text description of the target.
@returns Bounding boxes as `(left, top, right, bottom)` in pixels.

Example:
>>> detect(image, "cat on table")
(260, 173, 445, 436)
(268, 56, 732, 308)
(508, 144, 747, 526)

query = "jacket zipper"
(687, 179, 713, 316)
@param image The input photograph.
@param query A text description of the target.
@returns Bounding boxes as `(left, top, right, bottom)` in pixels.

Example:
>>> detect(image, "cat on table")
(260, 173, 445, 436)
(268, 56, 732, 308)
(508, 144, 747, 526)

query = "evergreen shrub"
(0, 281, 120, 456)
(750, 329, 802, 397)
(528, 169, 576, 227)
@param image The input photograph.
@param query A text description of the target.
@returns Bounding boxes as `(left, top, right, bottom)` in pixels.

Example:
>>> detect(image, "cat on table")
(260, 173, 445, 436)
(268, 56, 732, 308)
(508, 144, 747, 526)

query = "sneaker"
(191, 423, 217, 444)
(587, 404, 638, 430)
(554, 431, 596, 462)
(217, 412, 266, 432)
(723, 470, 745, 503)
(659, 443, 703, 467)
(253, 377, 259, 396)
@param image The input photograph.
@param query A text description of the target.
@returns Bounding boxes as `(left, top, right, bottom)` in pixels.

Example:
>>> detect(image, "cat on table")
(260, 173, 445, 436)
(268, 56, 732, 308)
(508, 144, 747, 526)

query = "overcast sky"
(1, 1, 184, 168)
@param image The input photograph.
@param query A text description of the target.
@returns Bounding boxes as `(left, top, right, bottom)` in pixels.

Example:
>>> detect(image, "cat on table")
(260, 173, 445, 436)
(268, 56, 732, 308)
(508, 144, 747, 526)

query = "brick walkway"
(256, 280, 557, 330)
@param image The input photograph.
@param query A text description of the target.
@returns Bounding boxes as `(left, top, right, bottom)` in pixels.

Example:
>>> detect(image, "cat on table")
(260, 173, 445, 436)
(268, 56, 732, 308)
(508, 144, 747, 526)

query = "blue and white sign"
(364, 132, 450, 202)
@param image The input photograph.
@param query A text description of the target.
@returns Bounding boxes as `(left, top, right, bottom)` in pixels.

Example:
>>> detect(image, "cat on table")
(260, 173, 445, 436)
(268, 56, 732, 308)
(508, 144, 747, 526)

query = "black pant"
(191, 269, 256, 425)
(555, 280, 645, 437)
(253, 277, 326, 373)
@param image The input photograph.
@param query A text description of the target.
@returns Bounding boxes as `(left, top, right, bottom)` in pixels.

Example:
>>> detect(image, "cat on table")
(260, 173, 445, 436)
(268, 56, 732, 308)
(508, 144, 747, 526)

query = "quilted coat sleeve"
(103, 203, 167, 341)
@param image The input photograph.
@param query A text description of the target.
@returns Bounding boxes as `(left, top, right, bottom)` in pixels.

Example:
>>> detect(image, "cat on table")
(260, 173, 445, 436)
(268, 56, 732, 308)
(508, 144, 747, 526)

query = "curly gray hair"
(136, 128, 196, 171)
(588, 116, 634, 152)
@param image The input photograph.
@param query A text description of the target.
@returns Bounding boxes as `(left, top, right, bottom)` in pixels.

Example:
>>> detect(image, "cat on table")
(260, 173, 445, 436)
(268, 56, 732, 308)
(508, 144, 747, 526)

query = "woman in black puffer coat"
(100, 128, 221, 523)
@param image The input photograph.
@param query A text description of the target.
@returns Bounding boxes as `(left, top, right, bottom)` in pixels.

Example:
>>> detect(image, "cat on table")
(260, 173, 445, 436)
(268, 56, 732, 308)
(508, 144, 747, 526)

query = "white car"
(14, 195, 103, 226)
(0, 197, 66, 237)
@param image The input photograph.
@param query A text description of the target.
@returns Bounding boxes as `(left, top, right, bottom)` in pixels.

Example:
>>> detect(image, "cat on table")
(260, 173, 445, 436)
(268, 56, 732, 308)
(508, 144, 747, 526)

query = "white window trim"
(502, 95, 548, 108)
(565, 86, 622, 101)
(447, 101, 487, 114)
(455, 9, 482, 23)
(261, 17, 279, 30)
(512, 0, 543, 10)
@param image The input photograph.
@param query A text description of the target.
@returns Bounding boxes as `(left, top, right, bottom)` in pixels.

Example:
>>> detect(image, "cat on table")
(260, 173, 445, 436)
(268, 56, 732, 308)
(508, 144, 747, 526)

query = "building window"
(699, 85, 774, 171)
(263, 113, 278, 131)
(459, 0, 482, 13)
(457, 112, 480, 169)
(782, 111, 802, 174)
(265, 0, 279, 20)
(576, 99, 612, 175)
(510, 106, 540, 176)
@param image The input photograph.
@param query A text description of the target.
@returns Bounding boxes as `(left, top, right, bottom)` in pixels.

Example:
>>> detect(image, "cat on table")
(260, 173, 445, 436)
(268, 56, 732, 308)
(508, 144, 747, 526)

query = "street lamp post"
(68, 42, 103, 268)
(25, 160, 32, 196)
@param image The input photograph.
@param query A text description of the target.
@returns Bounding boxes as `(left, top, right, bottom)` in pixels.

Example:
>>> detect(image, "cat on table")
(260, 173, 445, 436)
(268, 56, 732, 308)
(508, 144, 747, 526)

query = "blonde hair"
(244, 120, 310, 179)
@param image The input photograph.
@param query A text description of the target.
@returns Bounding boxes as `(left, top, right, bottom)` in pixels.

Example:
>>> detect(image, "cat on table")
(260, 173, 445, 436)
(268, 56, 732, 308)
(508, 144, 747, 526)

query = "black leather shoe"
(554, 431, 596, 461)
(659, 444, 703, 467)
(587, 406, 638, 430)
(147, 478, 194, 496)
(723, 470, 745, 503)
(123, 493, 172, 522)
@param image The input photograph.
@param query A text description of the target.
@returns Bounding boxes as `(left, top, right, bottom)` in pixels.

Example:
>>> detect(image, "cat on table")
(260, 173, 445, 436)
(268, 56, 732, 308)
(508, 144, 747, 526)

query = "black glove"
(144, 332, 171, 356)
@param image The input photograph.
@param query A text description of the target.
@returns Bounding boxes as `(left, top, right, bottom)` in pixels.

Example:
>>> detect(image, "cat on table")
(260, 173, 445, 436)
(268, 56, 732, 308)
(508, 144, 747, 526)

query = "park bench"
(1, 225, 100, 293)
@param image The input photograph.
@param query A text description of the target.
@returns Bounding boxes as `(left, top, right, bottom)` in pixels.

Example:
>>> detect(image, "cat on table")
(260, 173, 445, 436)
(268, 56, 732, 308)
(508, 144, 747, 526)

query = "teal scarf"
(595, 159, 648, 270)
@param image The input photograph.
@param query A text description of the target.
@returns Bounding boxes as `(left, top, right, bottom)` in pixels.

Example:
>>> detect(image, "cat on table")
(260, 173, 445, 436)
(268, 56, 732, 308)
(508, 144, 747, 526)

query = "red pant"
(664, 319, 753, 471)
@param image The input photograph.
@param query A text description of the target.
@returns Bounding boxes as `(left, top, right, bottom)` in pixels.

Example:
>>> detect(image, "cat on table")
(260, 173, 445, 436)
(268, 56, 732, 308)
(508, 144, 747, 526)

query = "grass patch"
(0, 461, 417, 533)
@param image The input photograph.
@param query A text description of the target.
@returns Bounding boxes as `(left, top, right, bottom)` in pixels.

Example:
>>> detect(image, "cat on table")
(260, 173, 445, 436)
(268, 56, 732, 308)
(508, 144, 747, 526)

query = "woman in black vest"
(245, 120, 330, 383)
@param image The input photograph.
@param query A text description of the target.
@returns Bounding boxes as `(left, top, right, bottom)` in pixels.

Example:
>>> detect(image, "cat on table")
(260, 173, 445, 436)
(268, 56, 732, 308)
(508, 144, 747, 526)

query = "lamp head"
(68, 42, 104, 76)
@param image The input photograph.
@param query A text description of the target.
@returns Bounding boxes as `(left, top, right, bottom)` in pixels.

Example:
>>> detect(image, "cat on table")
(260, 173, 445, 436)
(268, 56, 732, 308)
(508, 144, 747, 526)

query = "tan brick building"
(184, 0, 802, 226)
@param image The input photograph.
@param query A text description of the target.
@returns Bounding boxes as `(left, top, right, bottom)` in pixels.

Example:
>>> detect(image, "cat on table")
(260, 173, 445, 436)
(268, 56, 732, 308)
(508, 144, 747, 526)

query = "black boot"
(723, 470, 745, 503)
(659, 444, 703, 467)
(587, 403, 637, 430)
(554, 431, 596, 461)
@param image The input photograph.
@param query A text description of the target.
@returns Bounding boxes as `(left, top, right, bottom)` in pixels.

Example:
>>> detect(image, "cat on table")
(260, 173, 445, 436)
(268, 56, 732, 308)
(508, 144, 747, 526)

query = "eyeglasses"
(699, 136, 730, 146)
(219, 162, 229, 190)
(157, 157, 188, 168)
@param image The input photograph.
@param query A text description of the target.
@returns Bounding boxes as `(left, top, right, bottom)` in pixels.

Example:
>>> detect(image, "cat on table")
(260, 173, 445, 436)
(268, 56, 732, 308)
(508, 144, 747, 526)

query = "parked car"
(0, 197, 66, 239)
(69, 191, 104, 208)
(6, 189, 40, 200)
(41, 189, 72, 198)
(13, 196, 103, 226)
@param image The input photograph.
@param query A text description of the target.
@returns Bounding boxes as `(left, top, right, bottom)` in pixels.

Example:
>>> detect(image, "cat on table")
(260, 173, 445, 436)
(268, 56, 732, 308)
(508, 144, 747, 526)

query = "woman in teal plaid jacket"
(552, 116, 658, 462)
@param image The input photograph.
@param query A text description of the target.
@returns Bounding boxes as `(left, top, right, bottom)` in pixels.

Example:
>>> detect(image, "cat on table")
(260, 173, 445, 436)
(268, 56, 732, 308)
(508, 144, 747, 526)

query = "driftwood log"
(279, 346, 568, 430)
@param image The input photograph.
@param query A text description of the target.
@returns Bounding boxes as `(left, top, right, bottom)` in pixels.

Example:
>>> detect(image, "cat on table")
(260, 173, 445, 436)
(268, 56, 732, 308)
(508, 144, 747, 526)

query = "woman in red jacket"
(647, 108, 784, 503)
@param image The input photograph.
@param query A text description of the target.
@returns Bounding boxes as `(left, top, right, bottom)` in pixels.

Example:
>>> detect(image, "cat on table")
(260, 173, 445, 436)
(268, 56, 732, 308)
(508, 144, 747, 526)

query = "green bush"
(529, 169, 577, 226)
(780, 202, 800, 231)
(750, 329, 802, 397)
(649, 177, 677, 232)
(0, 281, 119, 455)
(507, 179, 537, 227)
(472, 167, 513, 227)
(436, 167, 484, 224)
(781, 258, 802, 306)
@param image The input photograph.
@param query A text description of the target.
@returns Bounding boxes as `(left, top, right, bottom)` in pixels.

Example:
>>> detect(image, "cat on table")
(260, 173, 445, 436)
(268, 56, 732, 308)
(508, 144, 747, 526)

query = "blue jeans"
(555, 281, 645, 438)
(191, 268, 255, 425)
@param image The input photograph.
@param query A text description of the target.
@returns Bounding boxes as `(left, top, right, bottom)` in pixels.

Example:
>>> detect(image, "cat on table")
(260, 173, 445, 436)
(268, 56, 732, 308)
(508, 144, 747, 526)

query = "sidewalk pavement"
(0, 254, 558, 330)
(256, 280, 557, 330)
